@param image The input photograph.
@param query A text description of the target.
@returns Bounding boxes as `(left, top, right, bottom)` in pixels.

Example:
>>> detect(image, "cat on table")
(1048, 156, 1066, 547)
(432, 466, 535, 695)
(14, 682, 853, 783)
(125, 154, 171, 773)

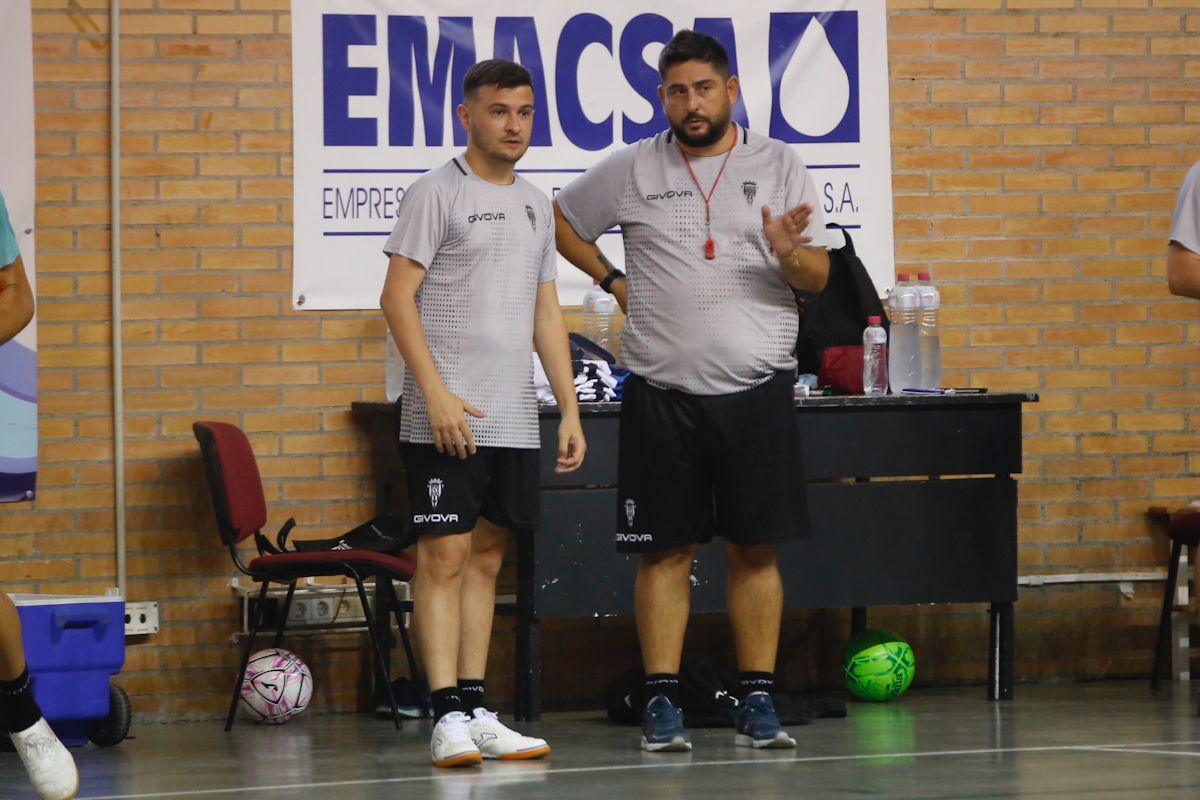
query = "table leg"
(515, 530, 541, 721)
(851, 607, 867, 636)
(988, 601, 1014, 700)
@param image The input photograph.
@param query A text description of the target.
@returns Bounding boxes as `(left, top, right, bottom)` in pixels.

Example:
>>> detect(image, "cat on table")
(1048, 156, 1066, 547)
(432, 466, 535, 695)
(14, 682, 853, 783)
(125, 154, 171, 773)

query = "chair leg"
(228, 581, 270, 731)
(1152, 540, 1183, 689)
(386, 580, 422, 681)
(274, 581, 297, 648)
(355, 576, 402, 730)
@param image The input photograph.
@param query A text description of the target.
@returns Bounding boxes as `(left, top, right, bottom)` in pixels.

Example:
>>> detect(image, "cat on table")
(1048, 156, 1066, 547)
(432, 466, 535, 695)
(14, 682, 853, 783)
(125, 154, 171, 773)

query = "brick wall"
(5, 1, 1198, 720)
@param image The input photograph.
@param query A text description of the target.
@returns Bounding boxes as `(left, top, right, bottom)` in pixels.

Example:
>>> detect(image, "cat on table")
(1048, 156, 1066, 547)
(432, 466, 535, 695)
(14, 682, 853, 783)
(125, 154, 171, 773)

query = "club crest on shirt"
(742, 180, 758, 205)
(525, 204, 536, 231)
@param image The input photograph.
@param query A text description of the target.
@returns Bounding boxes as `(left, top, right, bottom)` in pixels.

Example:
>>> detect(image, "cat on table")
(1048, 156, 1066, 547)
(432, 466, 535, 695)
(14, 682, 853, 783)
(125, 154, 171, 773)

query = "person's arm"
(552, 200, 627, 313)
(553, 147, 635, 313)
(379, 254, 484, 459)
(1167, 242, 1200, 299)
(762, 203, 830, 293)
(0, 254, 34, 346)
(532, 280, 586, 473)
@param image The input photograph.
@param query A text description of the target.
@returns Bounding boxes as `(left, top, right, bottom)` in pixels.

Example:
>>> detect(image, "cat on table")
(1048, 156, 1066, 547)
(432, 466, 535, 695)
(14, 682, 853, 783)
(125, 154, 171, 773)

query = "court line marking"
(1087, 747, 1200, 758)
(75, 739, 1200, 800)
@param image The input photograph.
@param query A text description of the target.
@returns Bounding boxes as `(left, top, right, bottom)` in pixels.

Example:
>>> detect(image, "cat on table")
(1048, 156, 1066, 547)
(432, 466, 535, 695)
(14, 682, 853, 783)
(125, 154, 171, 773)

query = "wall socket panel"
(125, 601, 160, 635)
(286, 591, 372, 627)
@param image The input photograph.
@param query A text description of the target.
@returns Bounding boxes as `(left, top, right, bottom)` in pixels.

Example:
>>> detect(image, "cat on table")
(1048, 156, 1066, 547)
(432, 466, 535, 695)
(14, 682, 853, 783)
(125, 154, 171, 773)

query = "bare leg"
(0, 592, 26, 681)
(413, 532, 472, 692)
(457, 517, 509, 681)
(635, 545, 697, 674)
(724, 541, 783, 673)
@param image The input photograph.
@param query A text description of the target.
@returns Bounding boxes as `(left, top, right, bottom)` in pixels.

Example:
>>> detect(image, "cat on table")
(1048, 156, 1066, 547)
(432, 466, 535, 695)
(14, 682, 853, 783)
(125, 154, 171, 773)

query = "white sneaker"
(10, 718, 79, 800)
(468, 708, 550, 760)
(430, 711, 483, 768)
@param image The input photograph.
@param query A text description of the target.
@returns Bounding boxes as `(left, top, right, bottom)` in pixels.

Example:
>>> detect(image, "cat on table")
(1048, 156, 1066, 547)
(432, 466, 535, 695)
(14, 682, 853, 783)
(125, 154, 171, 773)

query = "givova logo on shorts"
(414, 478, 458, 524)
(617, 498, 652, 543)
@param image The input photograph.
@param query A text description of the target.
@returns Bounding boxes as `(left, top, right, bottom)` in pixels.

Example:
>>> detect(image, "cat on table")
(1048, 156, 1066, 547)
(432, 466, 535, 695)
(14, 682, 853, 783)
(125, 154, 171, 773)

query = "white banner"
(291, 0, 894, 309)
(0, 1, 38, 502)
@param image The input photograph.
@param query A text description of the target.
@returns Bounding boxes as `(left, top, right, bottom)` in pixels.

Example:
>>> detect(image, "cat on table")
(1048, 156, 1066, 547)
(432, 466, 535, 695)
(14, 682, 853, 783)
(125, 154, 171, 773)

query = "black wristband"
(599, 268, 625, 293)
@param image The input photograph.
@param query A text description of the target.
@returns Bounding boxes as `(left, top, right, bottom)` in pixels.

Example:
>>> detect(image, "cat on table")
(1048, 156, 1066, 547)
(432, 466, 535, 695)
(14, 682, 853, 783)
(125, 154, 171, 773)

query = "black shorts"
(615, 371, 807, 553)
(401, 444, 540, 536)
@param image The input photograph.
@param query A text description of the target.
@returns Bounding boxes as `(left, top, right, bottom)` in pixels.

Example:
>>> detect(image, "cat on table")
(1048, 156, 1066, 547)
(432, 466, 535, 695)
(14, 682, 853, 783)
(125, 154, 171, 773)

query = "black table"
(353, 392, 1037, 721)
(515, 392, 1036, 720)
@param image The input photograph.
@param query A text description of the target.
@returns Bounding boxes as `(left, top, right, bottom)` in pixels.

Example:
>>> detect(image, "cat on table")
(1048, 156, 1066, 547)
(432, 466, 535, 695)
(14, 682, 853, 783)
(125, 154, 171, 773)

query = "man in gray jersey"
(554, 30, 829, 753)
(1168, 160, 1200, 299)
(380, 60, 585, 768)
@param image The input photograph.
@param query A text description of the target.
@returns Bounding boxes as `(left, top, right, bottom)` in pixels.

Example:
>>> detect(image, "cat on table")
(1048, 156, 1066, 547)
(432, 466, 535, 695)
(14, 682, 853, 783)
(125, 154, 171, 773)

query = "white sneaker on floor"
(468, 708, 550, 760)
(430, 711, 483, 768)
(10, 718, 79, 800)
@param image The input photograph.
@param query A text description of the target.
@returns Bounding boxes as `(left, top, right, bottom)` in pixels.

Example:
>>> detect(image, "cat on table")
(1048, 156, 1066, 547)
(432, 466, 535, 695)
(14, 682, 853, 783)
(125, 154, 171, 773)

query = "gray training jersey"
(384, 157, 556, 448)
(557, 124, 830, 395)
(1170, 160, 1200, 255)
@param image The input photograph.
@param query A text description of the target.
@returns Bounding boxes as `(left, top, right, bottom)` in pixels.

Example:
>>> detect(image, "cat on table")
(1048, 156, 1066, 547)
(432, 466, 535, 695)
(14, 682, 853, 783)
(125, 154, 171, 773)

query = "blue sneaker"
(641, 694, 692, 752)
(734, 692, 797, 749)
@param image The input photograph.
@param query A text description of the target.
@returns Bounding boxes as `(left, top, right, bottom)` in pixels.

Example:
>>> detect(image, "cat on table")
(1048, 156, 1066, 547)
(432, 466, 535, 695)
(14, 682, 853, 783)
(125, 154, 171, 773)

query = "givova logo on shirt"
(467, 211, 506, 223)
(645, 189, 694, 202)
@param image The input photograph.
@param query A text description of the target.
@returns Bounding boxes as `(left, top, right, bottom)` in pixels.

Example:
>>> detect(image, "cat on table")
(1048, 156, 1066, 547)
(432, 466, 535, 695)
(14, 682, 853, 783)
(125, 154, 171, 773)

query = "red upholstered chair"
(193, 420, 420, 730)
(1150, 507, 1200, 688)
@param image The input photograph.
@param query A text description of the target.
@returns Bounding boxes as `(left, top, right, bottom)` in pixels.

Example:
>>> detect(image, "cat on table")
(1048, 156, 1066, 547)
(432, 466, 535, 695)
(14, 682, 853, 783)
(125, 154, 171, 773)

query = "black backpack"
(794, 224, 889, 376)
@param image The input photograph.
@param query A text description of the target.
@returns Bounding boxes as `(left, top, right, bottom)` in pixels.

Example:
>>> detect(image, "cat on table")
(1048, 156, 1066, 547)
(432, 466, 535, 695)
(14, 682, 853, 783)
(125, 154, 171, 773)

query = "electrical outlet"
(125, 601, 160, 635)
(284, 593, 370, 626)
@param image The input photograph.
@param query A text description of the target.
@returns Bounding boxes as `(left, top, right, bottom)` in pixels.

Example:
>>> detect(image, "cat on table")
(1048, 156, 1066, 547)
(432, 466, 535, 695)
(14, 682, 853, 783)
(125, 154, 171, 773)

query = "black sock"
(644, 673, 680, 707)
(0, 669, 42, 733)
(738, 671, 775, 701)
(430, 687, 464, 723)
(458, 679, 485, 712)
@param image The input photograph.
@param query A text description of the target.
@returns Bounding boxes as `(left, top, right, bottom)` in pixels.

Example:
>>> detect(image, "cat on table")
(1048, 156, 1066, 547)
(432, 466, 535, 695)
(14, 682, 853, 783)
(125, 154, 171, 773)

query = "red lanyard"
(676, 130, 736, 260)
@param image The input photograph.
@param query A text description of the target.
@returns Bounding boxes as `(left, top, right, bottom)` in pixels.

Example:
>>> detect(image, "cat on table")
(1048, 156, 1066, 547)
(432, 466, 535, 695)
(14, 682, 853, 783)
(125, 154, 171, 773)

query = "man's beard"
(671, 110, 731, 149)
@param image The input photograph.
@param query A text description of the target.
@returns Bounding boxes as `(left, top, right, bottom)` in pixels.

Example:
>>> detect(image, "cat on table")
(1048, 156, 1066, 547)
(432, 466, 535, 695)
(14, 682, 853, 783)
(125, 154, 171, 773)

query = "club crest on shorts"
(742, 180, 758, 205)
(525, 204, 536, 231)
(427, 478, 444, 508)
(624, 498, 637, 528)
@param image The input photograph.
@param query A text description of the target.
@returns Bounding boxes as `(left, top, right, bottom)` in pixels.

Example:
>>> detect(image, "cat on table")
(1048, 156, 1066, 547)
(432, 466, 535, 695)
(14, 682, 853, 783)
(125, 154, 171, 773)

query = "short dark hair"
(658, 30, 730, 80)
(462, 59, 533, 101)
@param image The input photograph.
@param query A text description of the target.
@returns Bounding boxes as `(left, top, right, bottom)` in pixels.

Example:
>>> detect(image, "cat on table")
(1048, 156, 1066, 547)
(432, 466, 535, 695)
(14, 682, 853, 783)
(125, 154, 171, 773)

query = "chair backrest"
(193, 421, 268, 546)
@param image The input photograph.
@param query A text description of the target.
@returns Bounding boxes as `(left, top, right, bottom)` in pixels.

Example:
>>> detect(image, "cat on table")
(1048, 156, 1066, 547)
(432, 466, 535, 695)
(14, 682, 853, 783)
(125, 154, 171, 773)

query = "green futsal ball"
(843, 629, 915, 702)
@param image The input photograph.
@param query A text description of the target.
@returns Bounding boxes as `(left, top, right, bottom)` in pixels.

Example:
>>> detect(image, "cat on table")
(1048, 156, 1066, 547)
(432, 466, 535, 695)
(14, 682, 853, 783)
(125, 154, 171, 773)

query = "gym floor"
(4, 682, 1200, 799)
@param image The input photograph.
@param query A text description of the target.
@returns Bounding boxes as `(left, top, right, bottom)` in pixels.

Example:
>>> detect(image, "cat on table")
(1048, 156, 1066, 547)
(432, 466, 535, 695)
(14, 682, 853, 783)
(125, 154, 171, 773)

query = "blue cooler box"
(12, 594, 126, 746)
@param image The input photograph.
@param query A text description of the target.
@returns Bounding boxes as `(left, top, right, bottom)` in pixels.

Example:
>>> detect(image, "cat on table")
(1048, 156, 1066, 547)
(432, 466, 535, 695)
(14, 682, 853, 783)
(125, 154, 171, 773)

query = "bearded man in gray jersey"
(554, 30, 830, 753)
(381, 60, 585, 768)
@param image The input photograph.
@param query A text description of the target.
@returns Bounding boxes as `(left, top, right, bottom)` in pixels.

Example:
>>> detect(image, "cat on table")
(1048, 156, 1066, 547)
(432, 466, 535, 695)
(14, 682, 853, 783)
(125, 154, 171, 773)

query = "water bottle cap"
(896, 272, 910, 282)
(867, 315, 881, 324)
(918, 271, 931, 280)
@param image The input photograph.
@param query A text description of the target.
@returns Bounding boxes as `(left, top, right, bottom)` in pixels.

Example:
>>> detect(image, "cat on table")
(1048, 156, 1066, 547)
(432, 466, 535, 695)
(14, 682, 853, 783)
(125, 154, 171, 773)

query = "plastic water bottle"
(887, 273, 921, 393)
(385, 334, 405, 402)
(862, 315, 888, 396)
(582, 280, 617, 356)
(915, 271, 941, 391)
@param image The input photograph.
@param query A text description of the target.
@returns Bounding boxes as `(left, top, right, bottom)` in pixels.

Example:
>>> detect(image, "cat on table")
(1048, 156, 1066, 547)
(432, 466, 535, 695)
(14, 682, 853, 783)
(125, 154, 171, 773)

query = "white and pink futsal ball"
(240, 648, 313, 724)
